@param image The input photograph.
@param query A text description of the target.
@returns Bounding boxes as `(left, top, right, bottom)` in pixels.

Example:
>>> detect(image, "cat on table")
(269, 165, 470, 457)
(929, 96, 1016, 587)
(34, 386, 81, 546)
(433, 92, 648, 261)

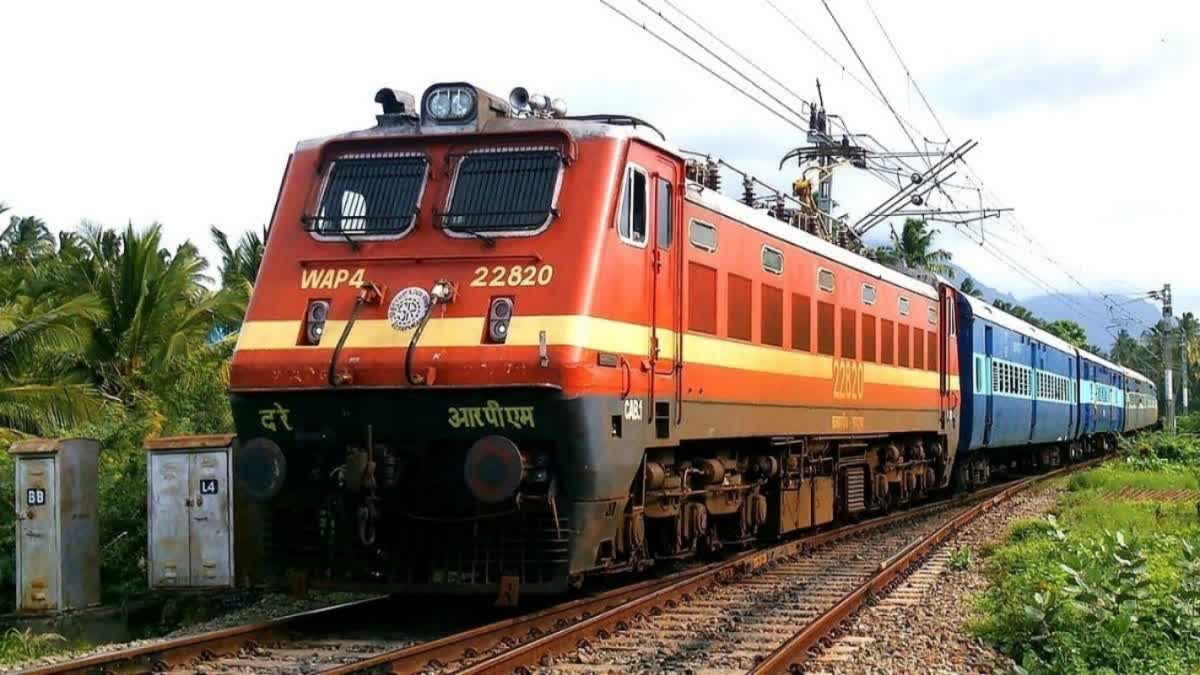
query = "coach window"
(818, 268, 835, 292)
(898, 296, 911, 316)
(656, 177, 672, 249)
(617, 165, 648, 246)
(762, 246, 784, 275)
(689, 219, 717, 252)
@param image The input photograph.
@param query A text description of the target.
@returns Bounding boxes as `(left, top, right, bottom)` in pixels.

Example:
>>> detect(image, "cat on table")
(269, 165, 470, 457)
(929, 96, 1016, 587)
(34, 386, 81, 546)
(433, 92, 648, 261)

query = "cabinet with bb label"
(9, 438, 100, 614)
(146, 436, 235, 589)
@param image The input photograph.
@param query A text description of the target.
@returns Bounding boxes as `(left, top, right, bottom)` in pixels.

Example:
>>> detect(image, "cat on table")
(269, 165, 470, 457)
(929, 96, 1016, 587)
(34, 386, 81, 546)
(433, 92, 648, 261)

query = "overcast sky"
(2, 0, 1197, 327)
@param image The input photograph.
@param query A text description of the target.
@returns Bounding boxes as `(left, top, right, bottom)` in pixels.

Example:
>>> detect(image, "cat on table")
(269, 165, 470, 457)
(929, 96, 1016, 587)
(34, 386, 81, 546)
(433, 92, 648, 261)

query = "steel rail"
(14, 596, 392, 675)
(748, 458, 1104, 674)
(446, 483, 1022, 675)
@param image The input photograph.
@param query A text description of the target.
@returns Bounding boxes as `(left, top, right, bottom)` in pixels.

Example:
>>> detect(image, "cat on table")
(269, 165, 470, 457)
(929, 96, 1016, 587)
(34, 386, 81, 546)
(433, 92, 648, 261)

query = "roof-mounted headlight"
(423, 84, 477, 123)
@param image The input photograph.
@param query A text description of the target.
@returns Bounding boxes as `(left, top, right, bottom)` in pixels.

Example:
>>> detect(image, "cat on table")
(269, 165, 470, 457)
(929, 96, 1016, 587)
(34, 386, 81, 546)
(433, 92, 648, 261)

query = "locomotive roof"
(686, 184, 940, 301)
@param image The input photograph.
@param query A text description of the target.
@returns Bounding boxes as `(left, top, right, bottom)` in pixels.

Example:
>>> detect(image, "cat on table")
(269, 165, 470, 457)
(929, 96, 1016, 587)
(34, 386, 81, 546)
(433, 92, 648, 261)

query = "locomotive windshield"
(441, 148, 563, 235)
(306, 153, 428, 237)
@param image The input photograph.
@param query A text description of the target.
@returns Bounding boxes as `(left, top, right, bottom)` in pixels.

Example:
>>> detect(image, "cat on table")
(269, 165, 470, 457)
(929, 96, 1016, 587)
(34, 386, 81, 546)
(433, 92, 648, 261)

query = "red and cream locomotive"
(229, 82, 962, 596)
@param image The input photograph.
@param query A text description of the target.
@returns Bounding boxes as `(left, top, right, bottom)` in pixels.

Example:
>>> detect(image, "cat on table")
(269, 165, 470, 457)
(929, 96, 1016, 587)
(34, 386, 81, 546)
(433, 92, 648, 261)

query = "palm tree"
(1, 215, 55, 262)
(875, 218, 954, 278)
(210, 225, 267, 288)
(959, 277, 985, 299)
(65, 224, 242, 398)
(0, 295, 106, 435)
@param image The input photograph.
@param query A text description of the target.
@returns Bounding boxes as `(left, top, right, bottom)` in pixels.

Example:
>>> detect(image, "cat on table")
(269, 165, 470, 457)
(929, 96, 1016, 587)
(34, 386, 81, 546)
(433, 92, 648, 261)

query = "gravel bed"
(809, 482, 1065, 675)
(2, 591, 372, 673)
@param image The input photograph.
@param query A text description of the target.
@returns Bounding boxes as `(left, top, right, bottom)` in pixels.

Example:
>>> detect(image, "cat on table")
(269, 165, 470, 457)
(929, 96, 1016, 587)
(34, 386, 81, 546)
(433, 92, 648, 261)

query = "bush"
(976, 516, 1200, 673)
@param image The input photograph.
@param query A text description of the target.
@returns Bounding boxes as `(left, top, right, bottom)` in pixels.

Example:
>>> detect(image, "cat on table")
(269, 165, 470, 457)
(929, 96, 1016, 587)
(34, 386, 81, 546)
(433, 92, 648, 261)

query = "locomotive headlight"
(423, 84, 477, 123)
(304, 300, 330, 345)
(487, 297, 514, 343)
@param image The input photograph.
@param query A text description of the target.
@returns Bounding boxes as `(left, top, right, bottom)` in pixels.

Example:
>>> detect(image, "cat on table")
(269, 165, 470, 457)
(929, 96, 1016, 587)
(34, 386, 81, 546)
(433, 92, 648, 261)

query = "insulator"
(704, 157, 721, 191)
(742, 176, 755, 206)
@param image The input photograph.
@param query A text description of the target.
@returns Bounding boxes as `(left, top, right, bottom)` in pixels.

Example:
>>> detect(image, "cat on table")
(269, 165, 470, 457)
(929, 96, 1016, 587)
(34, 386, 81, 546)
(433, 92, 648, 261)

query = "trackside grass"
(972, 430, 1200, 674)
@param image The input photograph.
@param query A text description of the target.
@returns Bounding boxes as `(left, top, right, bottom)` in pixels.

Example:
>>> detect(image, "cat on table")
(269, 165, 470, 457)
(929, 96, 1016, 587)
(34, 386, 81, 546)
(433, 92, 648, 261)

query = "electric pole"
(1160, 284, 1175, 433)
(1183, 331, 1190, 414)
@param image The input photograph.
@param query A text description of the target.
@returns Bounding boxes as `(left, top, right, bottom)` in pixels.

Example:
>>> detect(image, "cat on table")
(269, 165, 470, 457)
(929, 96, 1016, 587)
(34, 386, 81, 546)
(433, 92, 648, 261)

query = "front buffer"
(230, 386, 643, 597)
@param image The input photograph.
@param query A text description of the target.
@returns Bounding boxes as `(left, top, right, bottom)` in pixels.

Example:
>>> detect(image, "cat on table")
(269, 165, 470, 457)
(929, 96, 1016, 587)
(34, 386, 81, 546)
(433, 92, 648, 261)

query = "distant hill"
(1023, 294, 1159, 351)
(947, 265, 1158, 351)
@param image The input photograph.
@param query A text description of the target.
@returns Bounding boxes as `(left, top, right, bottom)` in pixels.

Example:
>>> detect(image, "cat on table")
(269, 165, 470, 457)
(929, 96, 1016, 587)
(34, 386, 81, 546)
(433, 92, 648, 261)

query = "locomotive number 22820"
(470, 264, 554, 288)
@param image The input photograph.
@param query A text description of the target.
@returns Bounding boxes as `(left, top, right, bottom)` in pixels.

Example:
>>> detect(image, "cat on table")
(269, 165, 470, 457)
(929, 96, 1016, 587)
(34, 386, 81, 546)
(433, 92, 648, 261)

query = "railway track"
(20, 462, 1091, 675)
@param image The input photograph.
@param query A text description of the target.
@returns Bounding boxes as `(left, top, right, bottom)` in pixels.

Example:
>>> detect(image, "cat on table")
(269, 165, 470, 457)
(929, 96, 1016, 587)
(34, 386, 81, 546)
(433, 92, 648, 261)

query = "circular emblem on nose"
(464, 435, 524, 504)
(388, 287, 431, 331)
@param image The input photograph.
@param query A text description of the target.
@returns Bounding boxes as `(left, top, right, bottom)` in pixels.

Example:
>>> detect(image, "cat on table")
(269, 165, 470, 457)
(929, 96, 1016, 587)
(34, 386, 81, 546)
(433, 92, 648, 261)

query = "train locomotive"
(226, 82, 1157, 597)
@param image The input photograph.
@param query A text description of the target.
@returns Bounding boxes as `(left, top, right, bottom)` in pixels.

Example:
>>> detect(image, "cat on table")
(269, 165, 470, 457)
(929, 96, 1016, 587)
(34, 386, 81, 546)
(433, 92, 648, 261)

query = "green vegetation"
(0, 202, 262, 612)
(0, 628, 70, 666)
(973, 429, 1200, 673)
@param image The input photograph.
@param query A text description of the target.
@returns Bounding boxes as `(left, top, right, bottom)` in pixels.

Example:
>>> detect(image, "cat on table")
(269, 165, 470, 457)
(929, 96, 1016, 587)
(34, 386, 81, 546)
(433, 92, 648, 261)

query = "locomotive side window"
(689, 219, 717, 252)
(817, 301, 835, 356)
(818, 268, 835, 292)
(617, 165, 648, 246)
(762, 246, 784, 275)
(898, 296, 911, 316)
(881, 319, 895, 364)
(444, 148, 563, 235)
(762, 284, 784, 347)
(861, 314, 877, 362)
(791, 294, 812, 351)
(307, 153, 428, 238)
(656, 177, 673, 249)
(840, 308, 857, 359)
(861, 284, 877, 305)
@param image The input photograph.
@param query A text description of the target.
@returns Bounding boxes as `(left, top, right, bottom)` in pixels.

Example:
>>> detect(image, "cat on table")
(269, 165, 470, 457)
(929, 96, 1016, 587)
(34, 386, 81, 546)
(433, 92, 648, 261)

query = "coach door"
(648, 157, 681, 436)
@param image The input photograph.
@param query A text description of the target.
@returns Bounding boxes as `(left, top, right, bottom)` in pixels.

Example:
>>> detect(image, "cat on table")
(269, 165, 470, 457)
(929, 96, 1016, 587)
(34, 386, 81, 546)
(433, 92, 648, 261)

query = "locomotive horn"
(509, 86, 530, 110)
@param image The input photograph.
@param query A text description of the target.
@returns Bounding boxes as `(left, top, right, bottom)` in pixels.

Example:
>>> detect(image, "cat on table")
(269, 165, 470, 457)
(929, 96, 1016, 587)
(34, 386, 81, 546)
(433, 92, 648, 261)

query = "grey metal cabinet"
(9, 439, 100, 614)
(147, 436, 234, 589)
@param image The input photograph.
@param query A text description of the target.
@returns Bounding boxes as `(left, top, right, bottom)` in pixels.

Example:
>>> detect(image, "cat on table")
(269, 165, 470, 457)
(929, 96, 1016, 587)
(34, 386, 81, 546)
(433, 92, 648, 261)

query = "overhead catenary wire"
(861, 0, 952, 143)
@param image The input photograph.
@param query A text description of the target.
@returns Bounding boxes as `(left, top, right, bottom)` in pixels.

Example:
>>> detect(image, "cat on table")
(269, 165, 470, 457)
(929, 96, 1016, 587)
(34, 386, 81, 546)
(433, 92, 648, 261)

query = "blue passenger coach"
(1121, 366, 1158, 433)
(955, 293, 1080, 455)
(1078, 352, 1125, 438)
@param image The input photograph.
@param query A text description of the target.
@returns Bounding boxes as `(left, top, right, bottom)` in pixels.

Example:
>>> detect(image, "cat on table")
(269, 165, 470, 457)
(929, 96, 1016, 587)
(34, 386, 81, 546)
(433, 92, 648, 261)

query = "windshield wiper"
(449, 227, 496, 248)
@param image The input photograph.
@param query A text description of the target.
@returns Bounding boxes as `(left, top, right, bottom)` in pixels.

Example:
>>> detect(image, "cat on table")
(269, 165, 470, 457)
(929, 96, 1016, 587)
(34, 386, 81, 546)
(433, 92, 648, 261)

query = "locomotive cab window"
(618, 165, 649, 246)
(306, 153, 428, 238)
(443, 148, 563, 235)
(689, 219, 717, 252)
